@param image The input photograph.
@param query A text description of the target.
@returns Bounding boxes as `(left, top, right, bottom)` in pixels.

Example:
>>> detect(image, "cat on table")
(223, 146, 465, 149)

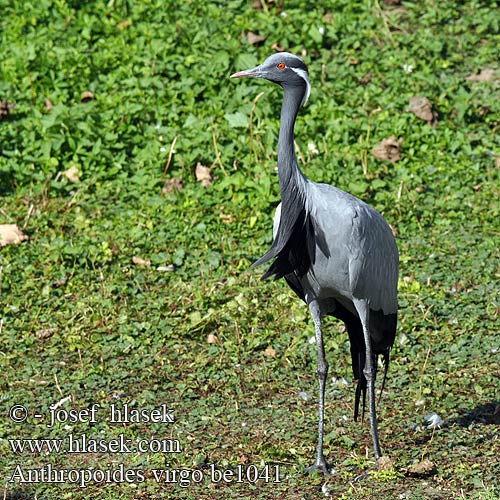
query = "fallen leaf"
(264, 345, 276, 357)
(45, 99, 53, 112)
(271, 43, 286, 52)
(378, 455, 394, 471)
(195, 163, 212, 187)
(0, 224, 28, 247)
(53, 278, 67, 287)
(0, 101, 15, 120)
(252, 0, 279, 10)
(132, 256, 151, 267)
(117, 19, 131, 29)
(478, 105, 490, 117)
(466, 68, 497, 82)
(35, 328, 58, 340)
(63, 164, 79, 183)
(407, 459, 435, 477)
(219, 212, 236, 224)
(372, 136, 403, 163)
(247, 31, 267, 45)
(207, 333, 218, 344)
(359, 73, 375, 85)
(81, 90, 94, 102)
(409, 96, 437, 125)
(162, 177, 183, 194)
(323, 12, 334, 23)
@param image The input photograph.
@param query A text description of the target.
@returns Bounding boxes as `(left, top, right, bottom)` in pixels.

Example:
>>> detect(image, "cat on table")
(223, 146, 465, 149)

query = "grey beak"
(230, 66, 262, 79)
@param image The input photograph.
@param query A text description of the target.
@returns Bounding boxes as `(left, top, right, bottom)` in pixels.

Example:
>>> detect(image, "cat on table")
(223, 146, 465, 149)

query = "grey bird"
(231, 53, 398, 474)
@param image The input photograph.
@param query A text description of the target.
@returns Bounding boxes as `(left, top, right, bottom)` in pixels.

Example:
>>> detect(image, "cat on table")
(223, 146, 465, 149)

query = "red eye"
(277, 62, 286, 70)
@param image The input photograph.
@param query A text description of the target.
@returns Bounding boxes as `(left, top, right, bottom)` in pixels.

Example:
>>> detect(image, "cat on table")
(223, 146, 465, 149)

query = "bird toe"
(305, 457, 331, 476)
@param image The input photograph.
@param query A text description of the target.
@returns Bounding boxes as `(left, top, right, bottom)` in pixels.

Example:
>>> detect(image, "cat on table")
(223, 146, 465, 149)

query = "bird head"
(231, 52, 311, 106)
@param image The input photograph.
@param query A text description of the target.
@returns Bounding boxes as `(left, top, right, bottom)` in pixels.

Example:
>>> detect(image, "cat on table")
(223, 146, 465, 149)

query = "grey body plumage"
(231, 52, 398, 474)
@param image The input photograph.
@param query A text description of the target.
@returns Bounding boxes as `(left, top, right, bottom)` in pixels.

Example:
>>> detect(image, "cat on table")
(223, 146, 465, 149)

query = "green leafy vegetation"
(1, 0, 499, 498)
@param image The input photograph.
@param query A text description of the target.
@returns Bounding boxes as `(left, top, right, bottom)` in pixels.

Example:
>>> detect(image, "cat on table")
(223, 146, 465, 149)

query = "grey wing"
(348, 204, 399, 315)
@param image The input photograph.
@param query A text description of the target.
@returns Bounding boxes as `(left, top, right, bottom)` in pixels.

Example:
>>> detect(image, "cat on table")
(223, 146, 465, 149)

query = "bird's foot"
(305, 456, 331, 476)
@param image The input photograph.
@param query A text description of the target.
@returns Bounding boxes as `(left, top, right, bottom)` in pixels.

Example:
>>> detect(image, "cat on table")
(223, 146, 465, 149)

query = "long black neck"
(250, 81, 312, 273)
(277, 84, 307, 196)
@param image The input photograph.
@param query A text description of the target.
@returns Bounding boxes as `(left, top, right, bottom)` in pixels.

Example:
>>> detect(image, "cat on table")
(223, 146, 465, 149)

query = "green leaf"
(224, 111, 249, 128)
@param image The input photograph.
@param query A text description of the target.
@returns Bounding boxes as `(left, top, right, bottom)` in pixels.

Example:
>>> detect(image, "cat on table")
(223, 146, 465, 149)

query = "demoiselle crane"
(230, 52, 399, 474)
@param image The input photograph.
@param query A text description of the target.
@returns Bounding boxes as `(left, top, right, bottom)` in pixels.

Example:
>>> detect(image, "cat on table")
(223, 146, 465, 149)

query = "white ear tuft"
(290, 67, 311, 106)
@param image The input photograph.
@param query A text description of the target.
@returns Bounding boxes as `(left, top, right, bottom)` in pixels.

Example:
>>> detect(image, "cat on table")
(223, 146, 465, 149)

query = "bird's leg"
(353, 299, 382, 460)
(305, 300, 330, 475)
